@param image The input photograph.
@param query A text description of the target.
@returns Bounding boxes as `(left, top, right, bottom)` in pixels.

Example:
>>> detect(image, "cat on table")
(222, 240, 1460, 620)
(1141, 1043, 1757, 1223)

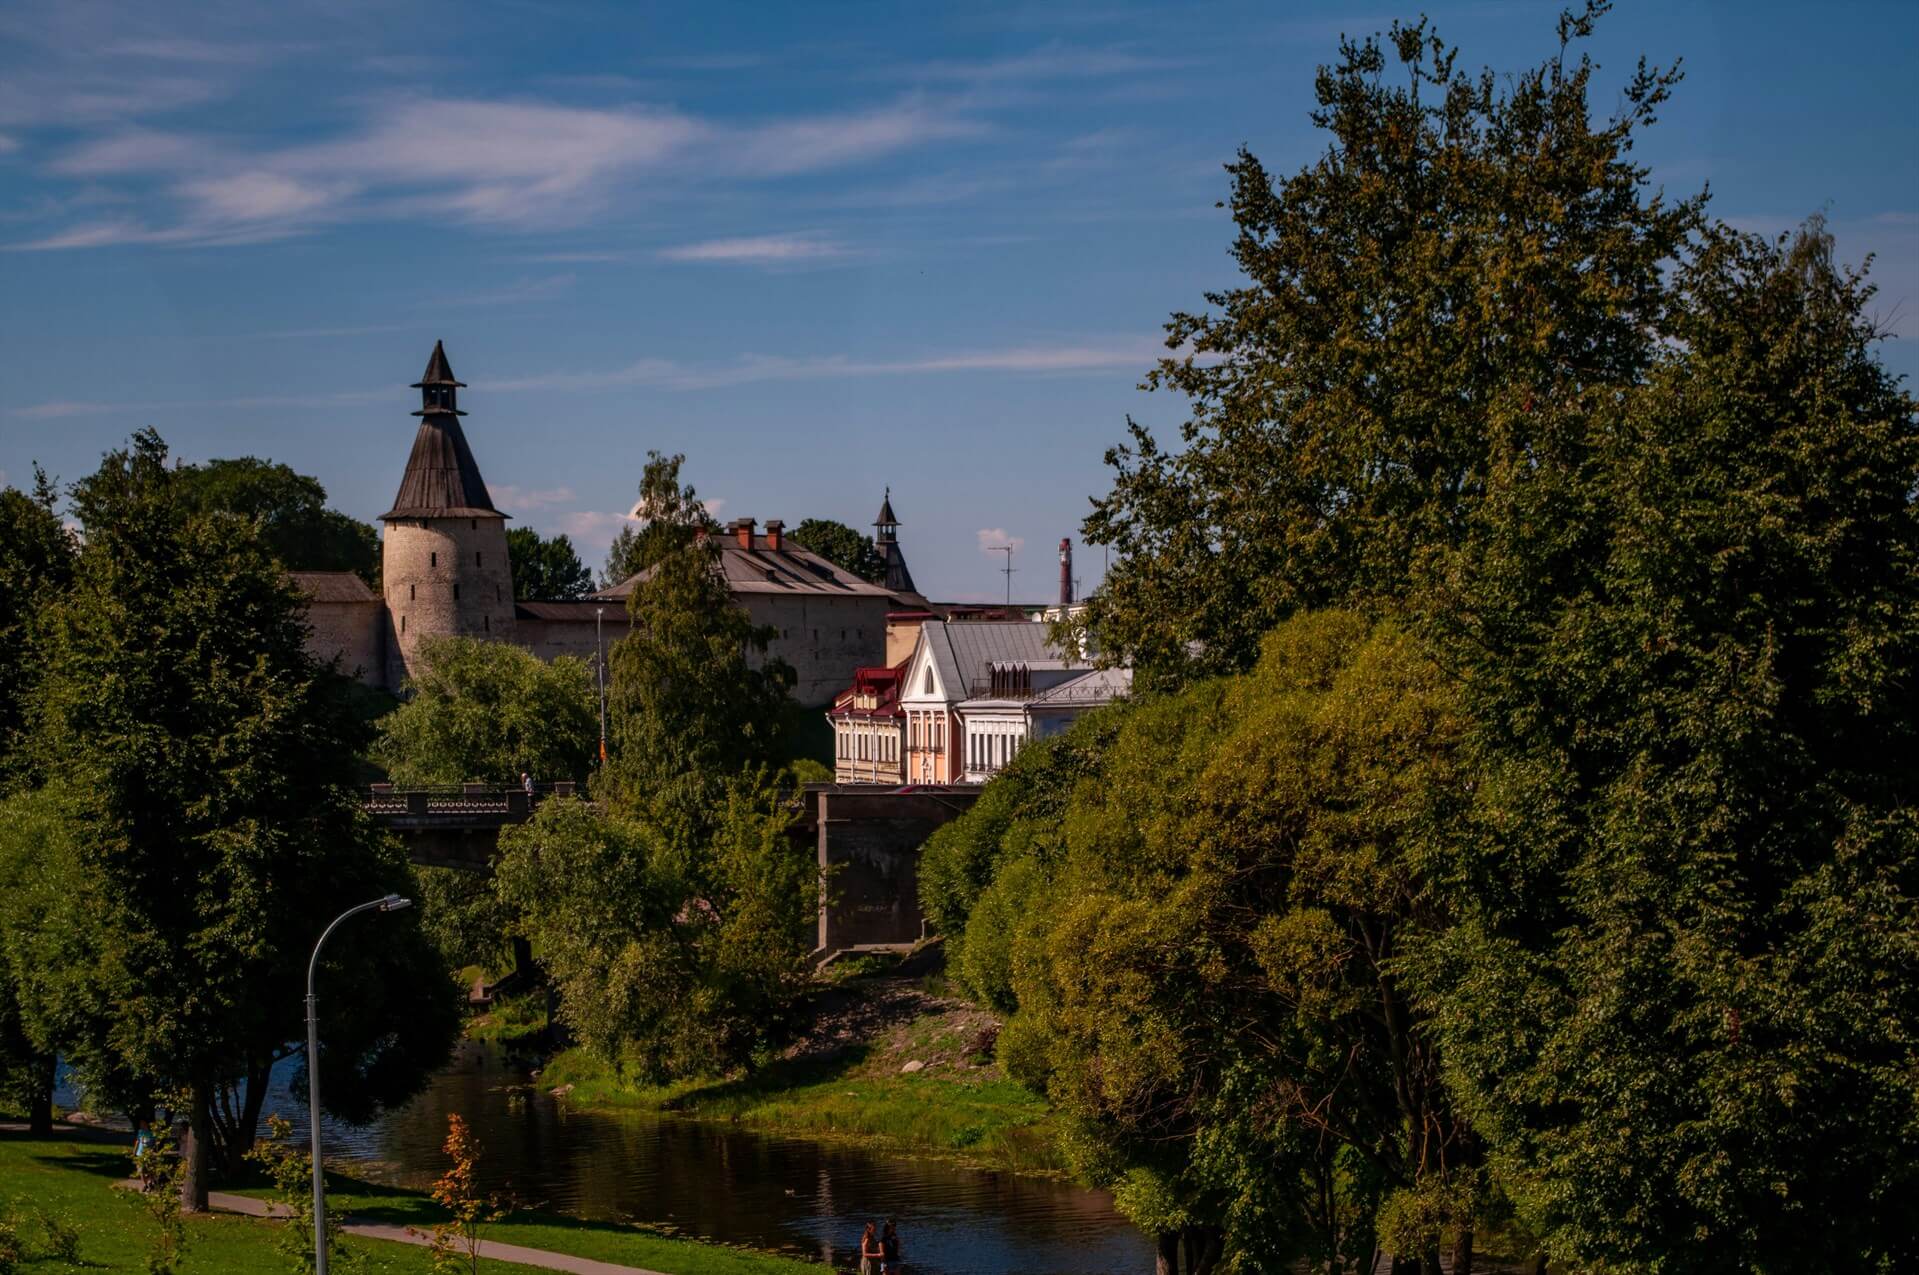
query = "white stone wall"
(381, 516, 516, 688)
(303, 600, 384, 687)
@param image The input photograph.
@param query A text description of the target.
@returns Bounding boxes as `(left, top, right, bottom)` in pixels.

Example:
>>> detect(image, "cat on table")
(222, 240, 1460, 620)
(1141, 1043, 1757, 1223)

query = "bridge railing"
(364, 781, 579, 817)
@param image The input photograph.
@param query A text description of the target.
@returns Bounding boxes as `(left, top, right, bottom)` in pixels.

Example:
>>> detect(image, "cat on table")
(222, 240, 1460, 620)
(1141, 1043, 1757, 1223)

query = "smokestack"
(1058, 538, 1073, 607)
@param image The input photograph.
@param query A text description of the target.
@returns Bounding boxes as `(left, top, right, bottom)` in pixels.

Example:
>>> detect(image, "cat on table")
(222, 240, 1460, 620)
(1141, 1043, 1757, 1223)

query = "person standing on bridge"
(521, 771, 533, 800)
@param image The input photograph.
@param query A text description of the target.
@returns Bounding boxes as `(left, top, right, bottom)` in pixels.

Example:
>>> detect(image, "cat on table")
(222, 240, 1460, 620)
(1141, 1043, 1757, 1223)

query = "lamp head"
(379, 894, 412, 912)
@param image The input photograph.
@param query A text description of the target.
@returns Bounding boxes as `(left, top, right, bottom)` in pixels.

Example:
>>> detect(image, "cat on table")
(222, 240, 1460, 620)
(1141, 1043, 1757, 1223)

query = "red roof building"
(826, 663, 907, 785)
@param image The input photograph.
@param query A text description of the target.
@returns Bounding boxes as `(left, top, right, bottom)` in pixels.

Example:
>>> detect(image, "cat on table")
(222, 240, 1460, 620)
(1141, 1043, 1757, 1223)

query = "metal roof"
(290, 571, 377, 603)
(916, 620, 1066, 698)
(598, 536, 895, 600)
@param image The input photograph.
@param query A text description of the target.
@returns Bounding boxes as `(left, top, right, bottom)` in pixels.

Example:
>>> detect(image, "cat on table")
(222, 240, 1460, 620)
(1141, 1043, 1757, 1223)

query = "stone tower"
(379, 341, 515, 689)
(873, 487, 917, 596)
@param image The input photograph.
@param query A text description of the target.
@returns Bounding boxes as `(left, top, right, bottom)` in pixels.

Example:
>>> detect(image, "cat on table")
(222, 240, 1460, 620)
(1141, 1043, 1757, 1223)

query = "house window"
(923, 667, 933, 695)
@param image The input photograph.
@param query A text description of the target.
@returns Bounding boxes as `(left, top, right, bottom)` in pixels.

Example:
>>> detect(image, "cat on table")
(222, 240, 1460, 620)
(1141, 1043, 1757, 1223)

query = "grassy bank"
(538, 977, 1068, 1176)
(0, 1127, 827, 1275)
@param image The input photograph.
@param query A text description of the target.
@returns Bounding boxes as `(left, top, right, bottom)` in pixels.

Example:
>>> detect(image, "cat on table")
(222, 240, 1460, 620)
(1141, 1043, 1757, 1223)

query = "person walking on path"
(521, 771, 534, 800)
(880, 1219, 902, 1274)
(857, 1221, 882, 1275)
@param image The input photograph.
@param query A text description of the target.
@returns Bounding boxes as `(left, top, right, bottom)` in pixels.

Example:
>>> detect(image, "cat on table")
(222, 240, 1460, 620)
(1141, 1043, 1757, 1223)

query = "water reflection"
(273, 1041, 1150, 1275)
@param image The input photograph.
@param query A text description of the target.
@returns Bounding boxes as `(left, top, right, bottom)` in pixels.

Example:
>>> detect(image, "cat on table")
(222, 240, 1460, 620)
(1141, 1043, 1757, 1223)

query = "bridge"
(365, 781, 981, 961)
(363, 782, 578, 870)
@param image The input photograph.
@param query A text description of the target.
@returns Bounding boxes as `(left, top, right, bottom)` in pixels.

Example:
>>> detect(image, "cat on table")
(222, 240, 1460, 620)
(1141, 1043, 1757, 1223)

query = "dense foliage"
(0, 431, 458, 1209)
(506, 526, 593, 600)
(171, 456, 379, 586)
(374, 636, 598, 786)
(0, 469, 74, 768)
(948, 6, 1919, 1273)
(599, 450, 718, 588)
(791, 518, 885, 583)
(1077, 5, 1697, 687)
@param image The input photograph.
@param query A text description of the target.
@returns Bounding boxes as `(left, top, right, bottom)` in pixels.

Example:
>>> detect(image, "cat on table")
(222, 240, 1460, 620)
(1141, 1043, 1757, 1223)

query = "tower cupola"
(872, 487, 917, 596)
(413, 339, 467, 418)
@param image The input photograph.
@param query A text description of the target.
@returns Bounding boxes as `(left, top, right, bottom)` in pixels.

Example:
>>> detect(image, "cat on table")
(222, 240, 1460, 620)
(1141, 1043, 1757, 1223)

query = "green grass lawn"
(0, 1128, 827, 1275)
(539, 988, 1066, 1177)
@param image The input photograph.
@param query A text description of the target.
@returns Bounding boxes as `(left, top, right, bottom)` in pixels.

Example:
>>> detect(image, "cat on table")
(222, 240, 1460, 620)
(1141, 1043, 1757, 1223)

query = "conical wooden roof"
(413, 339, 466, 388)
(382, 411, 502, 520)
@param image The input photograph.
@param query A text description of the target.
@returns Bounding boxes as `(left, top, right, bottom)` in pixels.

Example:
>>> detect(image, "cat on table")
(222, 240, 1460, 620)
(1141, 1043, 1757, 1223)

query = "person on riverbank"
(881, 1219, 901, 1274)
(858, 1221, 882, 1275)
(132, 1119, 155, 1190)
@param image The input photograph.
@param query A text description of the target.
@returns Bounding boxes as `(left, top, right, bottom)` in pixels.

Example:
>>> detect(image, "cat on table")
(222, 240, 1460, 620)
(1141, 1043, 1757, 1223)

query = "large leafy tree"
(1415, 221, 1919, 1272)
(374, 635, 598, 786)
(172, 455, 379, 585)
(599, 450, 719, 588)
(1078, 4, 1698, 685)
(506, 526, 593, 600)
(791, 518, 885, 583)
(0, 468, 75, 768)
(935, 615, 1472, 1274)
(601, 454, 792, 834)
(13, 430, 458, 1210)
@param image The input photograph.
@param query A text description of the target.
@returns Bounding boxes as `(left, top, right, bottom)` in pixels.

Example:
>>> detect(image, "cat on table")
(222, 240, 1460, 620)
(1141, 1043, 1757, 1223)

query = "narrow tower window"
(430, 551, 437, 568)
(409, 584, 415, 601)
(401, 615, 407, 633)
(484, 615, 490, 632)
(453, 584, 460, 600)
(476, 551, 483, 567)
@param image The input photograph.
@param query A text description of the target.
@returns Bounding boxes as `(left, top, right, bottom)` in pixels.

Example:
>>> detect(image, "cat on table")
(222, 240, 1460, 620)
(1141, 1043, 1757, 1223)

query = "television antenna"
(988, 544, 1017, 606)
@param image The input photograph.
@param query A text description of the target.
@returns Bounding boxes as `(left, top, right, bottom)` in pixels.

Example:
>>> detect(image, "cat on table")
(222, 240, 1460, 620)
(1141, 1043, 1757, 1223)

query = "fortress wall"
(744, 593, 890, 708)
(303, 599, 385, 686)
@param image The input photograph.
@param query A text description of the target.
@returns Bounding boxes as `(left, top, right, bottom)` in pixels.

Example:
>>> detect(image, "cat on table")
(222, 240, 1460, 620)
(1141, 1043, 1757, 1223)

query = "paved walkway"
(209, 1192, 674, 1275)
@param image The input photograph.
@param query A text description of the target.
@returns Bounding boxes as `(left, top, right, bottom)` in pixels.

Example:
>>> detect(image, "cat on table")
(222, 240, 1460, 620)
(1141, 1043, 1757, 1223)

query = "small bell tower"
(873, 487, 917, 596)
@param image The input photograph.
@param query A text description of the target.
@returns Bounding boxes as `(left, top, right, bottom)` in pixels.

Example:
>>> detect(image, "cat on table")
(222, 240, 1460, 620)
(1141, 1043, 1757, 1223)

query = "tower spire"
(412, 339, 467, 417)
(872, 487, 916, 596)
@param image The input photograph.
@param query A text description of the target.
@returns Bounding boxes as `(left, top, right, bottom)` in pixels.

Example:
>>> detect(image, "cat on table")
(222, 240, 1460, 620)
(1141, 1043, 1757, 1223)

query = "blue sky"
(2, 0, 1915, 602)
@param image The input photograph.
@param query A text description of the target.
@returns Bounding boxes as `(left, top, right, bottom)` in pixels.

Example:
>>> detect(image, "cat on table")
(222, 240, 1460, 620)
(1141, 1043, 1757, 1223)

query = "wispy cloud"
(659, 233, 853, 265)
(6, 388, 388, 418)
(488, 338, 1162, 393)
(433, 272, 577, 308)
(892, 43, 1189, 83)
(977, 528, 1025, 555)
(492, 484, 577, 512)
(14, 91, 986, 248)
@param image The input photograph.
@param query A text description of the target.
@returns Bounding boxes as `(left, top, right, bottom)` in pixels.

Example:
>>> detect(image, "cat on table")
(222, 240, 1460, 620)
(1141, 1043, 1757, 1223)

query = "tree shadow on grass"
(666, 1041, 875, 1116)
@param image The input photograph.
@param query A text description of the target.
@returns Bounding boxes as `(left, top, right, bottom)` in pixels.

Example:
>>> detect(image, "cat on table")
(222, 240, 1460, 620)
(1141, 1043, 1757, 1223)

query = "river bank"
(0, 1123, 830, 1275)
(531, 973, 1068, 1178)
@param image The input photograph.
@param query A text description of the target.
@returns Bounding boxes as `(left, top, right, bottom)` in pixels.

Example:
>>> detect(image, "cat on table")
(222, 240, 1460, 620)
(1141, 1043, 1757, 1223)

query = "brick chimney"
(731, 517, 755, 549)
(1059, 537, 1074, 607)
(764, 519, 784, 551)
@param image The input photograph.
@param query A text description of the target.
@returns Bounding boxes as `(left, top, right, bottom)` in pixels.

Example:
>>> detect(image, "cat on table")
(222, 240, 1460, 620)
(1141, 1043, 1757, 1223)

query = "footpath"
(207, 1190, 672, 1275)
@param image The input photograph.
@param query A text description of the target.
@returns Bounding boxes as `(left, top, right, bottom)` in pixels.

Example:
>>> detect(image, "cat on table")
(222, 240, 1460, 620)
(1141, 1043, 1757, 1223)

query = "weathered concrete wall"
(304, 600, 385, 686)
(745, 593, 890, 707)
(382, 516, 517, 688)
(811, 787, 979, 953)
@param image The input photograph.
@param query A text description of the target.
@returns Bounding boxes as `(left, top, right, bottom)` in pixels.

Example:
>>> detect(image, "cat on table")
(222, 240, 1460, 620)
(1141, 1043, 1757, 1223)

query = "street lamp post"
(596, 606, 606, 765)
(305, 894, 410, 1275)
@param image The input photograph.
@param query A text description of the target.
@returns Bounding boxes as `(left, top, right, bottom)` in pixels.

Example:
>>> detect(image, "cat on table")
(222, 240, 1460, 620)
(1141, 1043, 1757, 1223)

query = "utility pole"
(989, 545, 1016, 607)
(595, 607, 606, 765)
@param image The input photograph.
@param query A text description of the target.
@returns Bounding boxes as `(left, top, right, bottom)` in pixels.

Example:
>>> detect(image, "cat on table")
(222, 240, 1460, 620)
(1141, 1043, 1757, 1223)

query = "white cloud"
(977, 528, 1025, 555)
(659, 234, 852, 265)
(491, 484, 577, 512)
(178, 171, 347, 222)
(487, 338, 1161, 393)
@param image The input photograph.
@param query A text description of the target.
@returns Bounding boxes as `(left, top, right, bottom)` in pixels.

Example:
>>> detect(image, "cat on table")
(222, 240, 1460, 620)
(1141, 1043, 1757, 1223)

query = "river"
(271, 1040, 1152, 1275)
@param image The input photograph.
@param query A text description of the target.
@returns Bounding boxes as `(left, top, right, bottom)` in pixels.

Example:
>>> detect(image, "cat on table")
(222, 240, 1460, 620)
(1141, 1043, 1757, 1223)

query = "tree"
(374, 636, 597, 786)
(506, 526, 593, 600)
(1413, 220, 1919, 1272)
(0, 468, 75, 767)
(495, 782, 815, 1081)
(11, 430, 458, 1210)
(939, 614, 1475, 1274)
(171, 456, 379, 585)
(791, 518, 885, 583)
(1076, 4, 1699, 686)
(600, 455, 791, 833)
(598, 451, 718, 589)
